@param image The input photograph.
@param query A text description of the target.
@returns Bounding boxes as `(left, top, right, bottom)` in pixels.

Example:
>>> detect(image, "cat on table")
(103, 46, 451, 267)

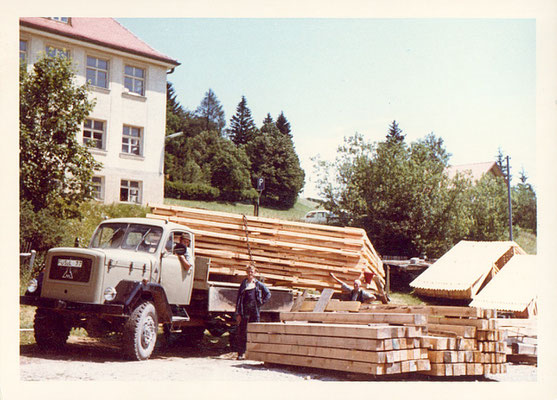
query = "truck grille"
(48, 256, 93, 283)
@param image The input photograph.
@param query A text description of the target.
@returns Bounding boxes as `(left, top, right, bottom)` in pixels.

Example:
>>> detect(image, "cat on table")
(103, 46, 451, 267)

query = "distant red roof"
(445, 161, 505, 182)
(20, 17, 179, 67)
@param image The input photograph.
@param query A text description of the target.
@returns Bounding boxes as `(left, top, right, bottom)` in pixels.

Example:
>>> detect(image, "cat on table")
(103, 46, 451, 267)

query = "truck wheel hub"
(141, 316, 156, 348)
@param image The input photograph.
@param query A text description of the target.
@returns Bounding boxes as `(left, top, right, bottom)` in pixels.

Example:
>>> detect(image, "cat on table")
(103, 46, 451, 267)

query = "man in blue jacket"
(234, 264, 271, 360)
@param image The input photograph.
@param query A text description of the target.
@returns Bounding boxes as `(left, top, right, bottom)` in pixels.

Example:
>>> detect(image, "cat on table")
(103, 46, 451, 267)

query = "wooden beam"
(280, 312, 427, 326)
(313, 288, 334, 313)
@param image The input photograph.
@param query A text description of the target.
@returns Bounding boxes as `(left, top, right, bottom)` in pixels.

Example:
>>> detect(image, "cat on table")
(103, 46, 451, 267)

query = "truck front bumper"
(20, 295, 125, 316)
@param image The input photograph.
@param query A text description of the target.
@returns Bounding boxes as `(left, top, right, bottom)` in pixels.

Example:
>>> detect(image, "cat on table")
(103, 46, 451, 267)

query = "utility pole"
(506, 156, 513, 241)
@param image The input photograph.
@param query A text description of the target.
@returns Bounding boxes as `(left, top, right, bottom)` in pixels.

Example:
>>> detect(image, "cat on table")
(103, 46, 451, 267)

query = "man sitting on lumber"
(329, 272, 376, 303)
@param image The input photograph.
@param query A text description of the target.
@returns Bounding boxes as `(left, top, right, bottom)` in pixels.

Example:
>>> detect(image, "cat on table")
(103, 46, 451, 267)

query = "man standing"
(234, 264, 271, 360)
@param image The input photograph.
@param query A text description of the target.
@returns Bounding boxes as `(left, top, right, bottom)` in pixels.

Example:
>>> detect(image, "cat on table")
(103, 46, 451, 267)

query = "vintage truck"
(20, 217, 294, 360)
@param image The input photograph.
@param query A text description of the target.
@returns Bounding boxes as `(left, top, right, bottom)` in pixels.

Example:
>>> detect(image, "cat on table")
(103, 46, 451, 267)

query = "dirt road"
(19, 333, 537, 382)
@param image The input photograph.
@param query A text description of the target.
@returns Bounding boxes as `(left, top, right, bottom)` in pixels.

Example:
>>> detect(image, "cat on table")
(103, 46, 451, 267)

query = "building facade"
(19, 17, 179, 206)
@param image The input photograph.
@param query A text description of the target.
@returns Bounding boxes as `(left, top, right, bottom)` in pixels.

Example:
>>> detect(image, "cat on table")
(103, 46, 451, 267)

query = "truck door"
(160, 230, 195, 305)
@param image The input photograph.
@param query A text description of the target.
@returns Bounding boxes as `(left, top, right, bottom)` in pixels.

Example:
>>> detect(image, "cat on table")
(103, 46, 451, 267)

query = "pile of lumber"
(147, 204, 384, 291)
(496, 318, 537, 363)
(246, 312, 431, 376)
(360, 304, 508, 376)
(247, 301, 509, 378)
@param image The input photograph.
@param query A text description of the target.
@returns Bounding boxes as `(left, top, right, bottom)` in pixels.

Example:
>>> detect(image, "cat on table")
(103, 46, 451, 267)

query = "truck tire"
(34, 308, 70, 350)
(123, 301, 158, 361)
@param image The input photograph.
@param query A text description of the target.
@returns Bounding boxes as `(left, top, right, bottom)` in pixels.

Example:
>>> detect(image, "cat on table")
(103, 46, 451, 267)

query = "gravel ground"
(18, 334, 537, 382)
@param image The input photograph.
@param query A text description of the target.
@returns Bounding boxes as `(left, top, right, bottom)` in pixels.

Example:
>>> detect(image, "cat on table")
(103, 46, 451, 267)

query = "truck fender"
(110, 280, 173, 323)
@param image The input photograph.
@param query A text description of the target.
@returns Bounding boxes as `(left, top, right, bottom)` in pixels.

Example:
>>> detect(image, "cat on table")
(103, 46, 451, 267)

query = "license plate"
(58, 259, 83, 268)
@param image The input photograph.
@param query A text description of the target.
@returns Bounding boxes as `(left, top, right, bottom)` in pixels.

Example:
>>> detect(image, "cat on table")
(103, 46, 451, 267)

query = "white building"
(19, 17, 180, 206)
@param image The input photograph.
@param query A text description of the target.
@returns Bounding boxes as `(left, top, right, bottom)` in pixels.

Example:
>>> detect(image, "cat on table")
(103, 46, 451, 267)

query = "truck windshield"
(90, 223, 163, 254)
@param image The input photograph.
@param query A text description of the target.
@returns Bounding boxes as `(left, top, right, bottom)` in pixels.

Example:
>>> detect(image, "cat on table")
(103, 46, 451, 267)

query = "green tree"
(465, 174, 509, 241)
(495, 147, 510, 180)
(386, 120, 405, 144)
(228, 96, 258, 145)
(166, 131, 256, 202)
(315, 126, 471, 258)
(20, 54, 101, 216)
(512, 169, 537, 233)
(275, 111, 292, 137)
(195, 88, 226, 134)
(246, 125, 305, 209)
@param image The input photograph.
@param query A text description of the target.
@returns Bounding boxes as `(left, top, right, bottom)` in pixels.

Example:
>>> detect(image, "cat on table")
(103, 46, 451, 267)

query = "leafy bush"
(165, 181, 220, 201)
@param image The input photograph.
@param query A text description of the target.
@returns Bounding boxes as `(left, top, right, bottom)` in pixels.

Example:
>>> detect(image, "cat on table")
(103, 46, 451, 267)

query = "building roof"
(409, 240, 525, 294)
(445, 161, 505, 182)
(20, 17, 179, 67)
(470, 255, 537, 312)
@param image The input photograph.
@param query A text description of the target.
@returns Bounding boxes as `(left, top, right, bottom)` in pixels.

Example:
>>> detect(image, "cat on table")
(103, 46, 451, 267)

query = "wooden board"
(280, 312, 427, 326)
(247, 322, 419, 339)
(246, 351, 430, 376)
(248, 332, 424, 352)
(313, 289, 334, 313)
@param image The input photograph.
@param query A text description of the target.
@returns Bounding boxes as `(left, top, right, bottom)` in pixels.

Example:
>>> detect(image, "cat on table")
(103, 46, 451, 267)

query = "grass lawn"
(514, 228, 537, 254)
(164, 197, 323, 221)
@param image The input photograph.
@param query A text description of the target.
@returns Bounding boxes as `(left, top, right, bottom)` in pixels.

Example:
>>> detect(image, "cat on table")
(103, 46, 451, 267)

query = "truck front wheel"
(34, 308, 70, 350)
(123, 301, 158, 361)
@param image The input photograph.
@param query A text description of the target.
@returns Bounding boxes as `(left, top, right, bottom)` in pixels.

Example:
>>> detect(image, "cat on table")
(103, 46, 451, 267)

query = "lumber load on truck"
(147, 204, 384, 291)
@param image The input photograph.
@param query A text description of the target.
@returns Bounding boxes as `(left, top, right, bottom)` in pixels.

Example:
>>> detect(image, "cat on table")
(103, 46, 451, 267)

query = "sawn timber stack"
(147, 204, 384, 291)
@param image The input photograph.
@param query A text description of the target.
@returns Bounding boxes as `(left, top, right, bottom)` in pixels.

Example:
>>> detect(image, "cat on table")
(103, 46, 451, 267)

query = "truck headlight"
(27, 278, 38, 293)
(104, 286, 117, 301)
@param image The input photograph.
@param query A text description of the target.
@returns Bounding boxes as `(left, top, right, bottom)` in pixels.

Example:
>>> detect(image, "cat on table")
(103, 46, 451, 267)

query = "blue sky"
(118, 18, 536, 197)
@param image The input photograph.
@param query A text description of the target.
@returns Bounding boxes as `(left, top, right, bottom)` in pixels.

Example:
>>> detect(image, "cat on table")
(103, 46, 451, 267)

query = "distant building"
(19, 17, 180, 205)
(445, 161, 505, 183)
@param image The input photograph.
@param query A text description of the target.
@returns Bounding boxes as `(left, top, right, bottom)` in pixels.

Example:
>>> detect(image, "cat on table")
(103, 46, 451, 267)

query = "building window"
(86, 56, 109, 88)
(46, 45, 69, 59)
(122, 125, 142, 156)
(120, 180, 141, 203)
(124, 65, 145, 95)
(83, 119, 106, 150)
(92, 176, 104, 201)
(47, 17, 70, 24)
(20, 40, 28, 64)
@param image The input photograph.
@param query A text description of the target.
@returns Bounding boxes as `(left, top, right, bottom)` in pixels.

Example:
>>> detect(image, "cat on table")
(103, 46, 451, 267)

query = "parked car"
(302, 210, 338, 224)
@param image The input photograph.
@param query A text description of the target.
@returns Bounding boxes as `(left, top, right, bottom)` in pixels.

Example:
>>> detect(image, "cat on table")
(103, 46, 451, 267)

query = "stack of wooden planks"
(246, 311, 431, 376)
(147, 204, 384, 291)
(360, 304, 508, 376)
(496, 318, 537, 363)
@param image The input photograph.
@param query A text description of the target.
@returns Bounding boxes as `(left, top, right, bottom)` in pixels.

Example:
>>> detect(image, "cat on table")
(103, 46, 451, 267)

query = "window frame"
(45, 44, 70, 59)
(120, 179, 142, 204)
(86, 55, 109, 89)
(121, 125, 143, 156)
(47, 17, 70, 24)
(20, 39, 28, 64)
(91, 176, 104, 201)
(123, 64, 146, 96)
(83, 118, 106, 150)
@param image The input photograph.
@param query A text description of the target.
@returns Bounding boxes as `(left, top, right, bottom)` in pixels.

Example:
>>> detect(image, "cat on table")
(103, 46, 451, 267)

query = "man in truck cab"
(172, 233, 193, 273)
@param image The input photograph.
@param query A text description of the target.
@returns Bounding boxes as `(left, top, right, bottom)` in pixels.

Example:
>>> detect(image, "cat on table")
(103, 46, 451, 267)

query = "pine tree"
(275, 111, 292, 137)
(261, 113, 275, 134)
(386, 120, 405, 144)
(227, 96, 258, 145)
(495, 148, 509, 179)
(195, 88, 226, 134)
